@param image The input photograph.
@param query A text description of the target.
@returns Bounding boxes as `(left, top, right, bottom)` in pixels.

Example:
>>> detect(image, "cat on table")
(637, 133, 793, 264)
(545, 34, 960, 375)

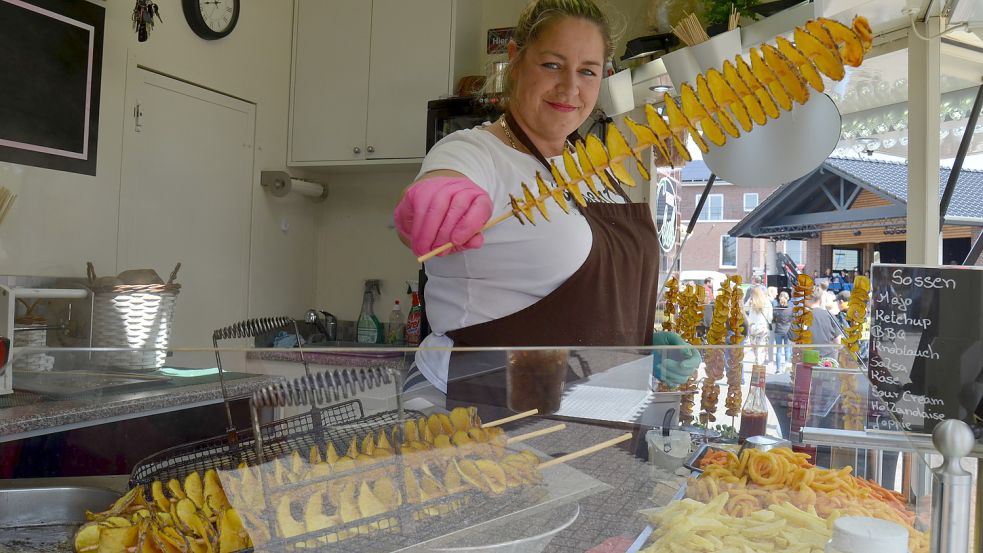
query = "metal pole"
(977, 457, 983, 553)
(939, 81, 983, 232)
(907, 16, 943, 265)
(965, 232, 983, 266)
(930, 419, 975, 553)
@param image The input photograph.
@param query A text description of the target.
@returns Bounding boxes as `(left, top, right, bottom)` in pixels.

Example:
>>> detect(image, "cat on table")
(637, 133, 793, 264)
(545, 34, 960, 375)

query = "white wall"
(313, 0, 651, 321)
(0, 1, 317, 338)
(313, 169, 420, 320)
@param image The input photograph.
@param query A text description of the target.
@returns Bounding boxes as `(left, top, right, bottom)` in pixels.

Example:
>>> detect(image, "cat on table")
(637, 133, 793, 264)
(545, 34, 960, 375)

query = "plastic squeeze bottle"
(386, 300, 405, 345)
(738, 364, 769, 443)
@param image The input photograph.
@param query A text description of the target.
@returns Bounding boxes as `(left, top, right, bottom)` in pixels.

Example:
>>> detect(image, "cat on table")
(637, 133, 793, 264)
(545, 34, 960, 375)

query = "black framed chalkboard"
(0, 0, 104, 176)
(869, 263, 983, 435)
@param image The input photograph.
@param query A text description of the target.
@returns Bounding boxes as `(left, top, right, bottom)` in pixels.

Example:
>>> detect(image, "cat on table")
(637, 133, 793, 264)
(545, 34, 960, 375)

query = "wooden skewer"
(416, 138, 654, 263)
(482, 408, 538, 428)
(506, 423, 566, 444)
(538, 432, 632, 469)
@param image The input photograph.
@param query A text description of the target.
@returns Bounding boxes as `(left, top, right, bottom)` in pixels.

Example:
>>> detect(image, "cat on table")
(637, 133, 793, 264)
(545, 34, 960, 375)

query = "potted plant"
(703, 0, 760, 36)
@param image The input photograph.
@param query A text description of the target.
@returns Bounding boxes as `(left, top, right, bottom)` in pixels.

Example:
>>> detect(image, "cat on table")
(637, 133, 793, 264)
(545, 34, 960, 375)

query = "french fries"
(641, 494, 834, 553)
(680, 448, 929, 553)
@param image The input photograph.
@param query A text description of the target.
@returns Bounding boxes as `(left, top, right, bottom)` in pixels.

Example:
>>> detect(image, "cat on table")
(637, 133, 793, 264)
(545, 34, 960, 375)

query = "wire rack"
(126, 317, 555, 551)
(130, 400, 550, 553)
(235, 483, 549, 553)
(129, 399, 416, 486)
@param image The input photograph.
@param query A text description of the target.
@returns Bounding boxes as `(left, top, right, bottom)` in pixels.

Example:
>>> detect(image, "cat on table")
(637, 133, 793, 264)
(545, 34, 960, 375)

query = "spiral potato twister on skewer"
(675, 284, 704, 422)
(791, 274, 814, 344)
(678, 284, 702, 345)
(701, 281, 732, 423)
(839, 374, 865, 430)
(417, 17, 875, 263)
(839, 276, 870, 429)
(725, 276, 745, 417)
(662, 277, 679, 333)
(842, 276, 870, 356)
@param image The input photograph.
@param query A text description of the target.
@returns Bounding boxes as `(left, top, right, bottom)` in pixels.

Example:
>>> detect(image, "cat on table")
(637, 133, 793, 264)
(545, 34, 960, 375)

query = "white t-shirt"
(415, 125, 624, 391)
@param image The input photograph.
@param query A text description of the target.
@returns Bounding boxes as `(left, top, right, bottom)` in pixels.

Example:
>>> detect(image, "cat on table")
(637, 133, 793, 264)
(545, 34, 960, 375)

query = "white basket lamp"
(598, 69, 636, 117)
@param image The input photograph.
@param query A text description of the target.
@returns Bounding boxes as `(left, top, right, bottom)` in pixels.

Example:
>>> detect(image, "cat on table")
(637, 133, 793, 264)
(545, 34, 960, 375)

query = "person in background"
(393, 0, 694, 399)
(772, 290, 794, 372)
(743, 274, 763, 302)
(806, 287, 841, 357)
(829, 270, 844, 294)
(819, 280, 837, 316)
(834, 290, 851, 329)
(817, 268, 831, 289)
(766, 286, 778, 364)
(745, 286, 773, 366)
(703, 277, 715, 301)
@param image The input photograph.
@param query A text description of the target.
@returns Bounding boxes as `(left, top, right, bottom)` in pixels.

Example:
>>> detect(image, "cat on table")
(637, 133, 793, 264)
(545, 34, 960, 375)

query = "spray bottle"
(405, 280, 423, 346)
(356, 280, 384, 344)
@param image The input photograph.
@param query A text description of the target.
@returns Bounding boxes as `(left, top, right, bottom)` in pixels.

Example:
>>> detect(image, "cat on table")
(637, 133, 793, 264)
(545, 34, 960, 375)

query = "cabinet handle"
(353, 146, 361, 154)
(367, 146, 375, 154)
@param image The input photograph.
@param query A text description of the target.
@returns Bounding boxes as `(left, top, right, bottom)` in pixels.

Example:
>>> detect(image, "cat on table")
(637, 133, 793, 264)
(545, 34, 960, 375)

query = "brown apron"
(446, 112, 661, 348)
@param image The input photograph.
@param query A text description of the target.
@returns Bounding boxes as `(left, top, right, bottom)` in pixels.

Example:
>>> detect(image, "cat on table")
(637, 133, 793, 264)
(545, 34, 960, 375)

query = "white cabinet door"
(365, 0, 452, 159)
(289, 0, 372, 163)
(119, 68, 254, 368)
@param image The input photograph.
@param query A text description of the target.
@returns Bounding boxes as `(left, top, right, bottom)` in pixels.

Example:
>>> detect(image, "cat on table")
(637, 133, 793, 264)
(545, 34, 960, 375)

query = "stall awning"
(727, 156, 983, 239)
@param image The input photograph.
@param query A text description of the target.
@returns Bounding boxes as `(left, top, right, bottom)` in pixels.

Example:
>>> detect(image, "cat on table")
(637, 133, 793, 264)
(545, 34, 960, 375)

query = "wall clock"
(182, 0, 239, 40)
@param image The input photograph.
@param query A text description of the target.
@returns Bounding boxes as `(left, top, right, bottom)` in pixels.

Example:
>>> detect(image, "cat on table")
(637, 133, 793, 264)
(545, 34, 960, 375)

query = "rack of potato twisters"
(75, 403, 629, 552)
(419, 16, 873, 263)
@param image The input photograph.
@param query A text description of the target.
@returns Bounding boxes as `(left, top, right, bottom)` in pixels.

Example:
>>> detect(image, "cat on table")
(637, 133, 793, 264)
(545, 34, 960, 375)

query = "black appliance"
(425, 95, 502, 151)
(418, 96, 504, 339)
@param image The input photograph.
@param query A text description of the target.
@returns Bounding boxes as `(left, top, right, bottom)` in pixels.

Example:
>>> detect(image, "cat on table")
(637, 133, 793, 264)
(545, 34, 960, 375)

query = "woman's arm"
(395, 170, 466, 249)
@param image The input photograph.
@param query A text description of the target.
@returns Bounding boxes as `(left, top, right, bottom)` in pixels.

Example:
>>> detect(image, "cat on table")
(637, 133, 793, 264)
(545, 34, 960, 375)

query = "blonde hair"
(749, 286, 769, 311)
(485, 0, 620, 103)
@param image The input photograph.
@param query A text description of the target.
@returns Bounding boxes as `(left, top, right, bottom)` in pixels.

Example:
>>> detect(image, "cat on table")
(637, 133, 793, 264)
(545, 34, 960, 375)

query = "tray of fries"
(629, 447, 929, 553)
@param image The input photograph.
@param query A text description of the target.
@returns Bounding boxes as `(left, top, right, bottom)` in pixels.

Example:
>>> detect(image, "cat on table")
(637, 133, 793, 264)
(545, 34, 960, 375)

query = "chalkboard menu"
(869, 263, 983, 434)
(0, 0, 104, 176)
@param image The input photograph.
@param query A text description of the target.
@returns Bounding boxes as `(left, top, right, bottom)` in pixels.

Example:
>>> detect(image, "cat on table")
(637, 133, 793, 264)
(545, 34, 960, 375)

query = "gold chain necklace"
(500, 118, 520, 151)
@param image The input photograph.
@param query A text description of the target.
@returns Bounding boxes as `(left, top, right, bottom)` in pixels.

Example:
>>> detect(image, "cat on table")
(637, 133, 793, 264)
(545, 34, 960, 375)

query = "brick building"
(728, 156, 983, 271)
(671, 160, 820, 279)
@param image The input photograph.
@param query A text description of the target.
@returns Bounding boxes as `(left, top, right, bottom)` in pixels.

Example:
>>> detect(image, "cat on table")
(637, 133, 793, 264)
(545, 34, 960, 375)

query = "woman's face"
(779, 291, 789, 304)
(509, 17, 605, 147)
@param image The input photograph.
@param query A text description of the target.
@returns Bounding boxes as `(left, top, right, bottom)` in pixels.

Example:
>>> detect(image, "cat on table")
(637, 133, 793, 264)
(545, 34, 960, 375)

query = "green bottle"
(356, 288, 382, 344)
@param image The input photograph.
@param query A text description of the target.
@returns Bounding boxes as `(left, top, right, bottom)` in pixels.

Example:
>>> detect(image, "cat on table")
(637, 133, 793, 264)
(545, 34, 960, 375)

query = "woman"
(772, 290, 793, 372)
(393, 0, 694, 398)
(744, 286, 773, 366)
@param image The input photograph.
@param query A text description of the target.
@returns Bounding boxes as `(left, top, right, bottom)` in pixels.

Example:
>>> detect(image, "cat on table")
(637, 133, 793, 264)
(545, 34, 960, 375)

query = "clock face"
(183, 0, 239, 40)
(198, 0, 236, 33)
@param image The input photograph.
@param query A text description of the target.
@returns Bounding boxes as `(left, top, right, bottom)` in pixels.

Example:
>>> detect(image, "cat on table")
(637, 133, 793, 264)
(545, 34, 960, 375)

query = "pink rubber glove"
(394, 176, 493, 257)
